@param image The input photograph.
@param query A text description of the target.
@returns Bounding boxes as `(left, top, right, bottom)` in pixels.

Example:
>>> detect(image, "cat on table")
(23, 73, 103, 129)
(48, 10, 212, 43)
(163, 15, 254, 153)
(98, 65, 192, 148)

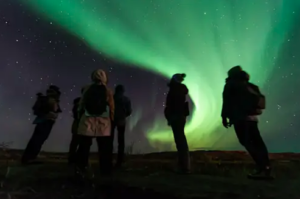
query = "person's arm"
(72, 99, 80, 119)
(125, 96, 132, 117)
(48, 98, 59, 113)
(77, 85, 89, 118)
(221, 83, 231, 119)
(183, 84, 188, 95)
(106, 88, 115, 121)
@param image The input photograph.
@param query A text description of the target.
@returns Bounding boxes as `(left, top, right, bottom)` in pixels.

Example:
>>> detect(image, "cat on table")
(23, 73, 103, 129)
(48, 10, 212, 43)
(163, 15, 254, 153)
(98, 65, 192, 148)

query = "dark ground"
(0, 150, 299, 199)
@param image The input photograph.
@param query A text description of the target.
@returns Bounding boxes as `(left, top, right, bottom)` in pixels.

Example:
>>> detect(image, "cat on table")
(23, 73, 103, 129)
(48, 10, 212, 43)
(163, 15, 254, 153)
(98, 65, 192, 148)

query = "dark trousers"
(22, 120, 54, 163)
(234, 121, 270, 170)
(111, 122, 126, 165)
(170, 117, 190, 171)
(68, 134, 80, 164)
(76, 135, 113, 174)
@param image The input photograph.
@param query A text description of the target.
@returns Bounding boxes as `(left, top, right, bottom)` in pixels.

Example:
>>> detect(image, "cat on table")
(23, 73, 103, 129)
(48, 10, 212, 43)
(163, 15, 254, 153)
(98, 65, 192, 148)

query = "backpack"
(244, 83, 266, 115)
(32, 96, 50, 116)
(84, 84, 108, 115)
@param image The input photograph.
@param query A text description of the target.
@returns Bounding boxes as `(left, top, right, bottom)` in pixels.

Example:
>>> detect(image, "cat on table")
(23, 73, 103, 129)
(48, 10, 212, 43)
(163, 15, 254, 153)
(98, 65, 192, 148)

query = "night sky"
(1, 1, 300, 153)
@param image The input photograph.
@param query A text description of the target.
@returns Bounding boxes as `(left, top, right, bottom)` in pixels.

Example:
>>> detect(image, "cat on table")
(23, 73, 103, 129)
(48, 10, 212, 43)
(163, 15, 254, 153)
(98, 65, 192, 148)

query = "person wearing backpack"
(68, 88, 85, 165)
(21, 85, 62, 164)
(164, 73, 191, 174)
(221, 66, 272, 179)
(111, 84, 132, 168)
(75, 69, 114, 176)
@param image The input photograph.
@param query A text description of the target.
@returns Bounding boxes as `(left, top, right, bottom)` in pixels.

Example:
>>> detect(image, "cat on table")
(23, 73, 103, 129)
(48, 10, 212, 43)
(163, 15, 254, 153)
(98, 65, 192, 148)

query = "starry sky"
(1, 0, 300, 153)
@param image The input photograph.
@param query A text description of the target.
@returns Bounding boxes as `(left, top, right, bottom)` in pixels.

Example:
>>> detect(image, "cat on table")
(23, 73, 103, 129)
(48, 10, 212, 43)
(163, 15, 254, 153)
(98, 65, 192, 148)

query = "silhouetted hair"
(226, 70, 250, 83)
(49, 85, 60, 91)
(47, 85, 61, 95)
(227, 65, 242, 77)
(115, 84, 125, 93)
(239, 71, 250, 81)
(168, 73, 186, 87)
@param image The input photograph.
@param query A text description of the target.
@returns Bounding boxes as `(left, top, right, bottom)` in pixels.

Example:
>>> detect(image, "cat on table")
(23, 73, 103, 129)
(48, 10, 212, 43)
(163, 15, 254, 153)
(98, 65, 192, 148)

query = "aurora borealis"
(1, 0, 300, 152)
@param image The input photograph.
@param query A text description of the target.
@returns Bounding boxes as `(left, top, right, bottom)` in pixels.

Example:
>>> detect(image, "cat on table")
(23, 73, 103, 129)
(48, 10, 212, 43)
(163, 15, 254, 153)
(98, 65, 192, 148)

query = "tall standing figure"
(76, 69, 114, 175)
(112, 84, 132, 168)
(221, 66, 273, 179)
(68, 88, 84, 165)
(164, 73, 190, 174)
(22, 85, 62, 164)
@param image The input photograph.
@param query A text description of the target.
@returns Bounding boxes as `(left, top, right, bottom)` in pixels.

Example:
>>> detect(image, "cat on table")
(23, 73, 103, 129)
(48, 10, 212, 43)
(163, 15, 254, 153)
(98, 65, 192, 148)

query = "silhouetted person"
(76, 69, 114, 176)
(68, 88, 85, 165)
(164, 73, 190, 174)
(22, 85, 62, 164)
(111, 84, 132, 168)
(222, 66, 272, 179)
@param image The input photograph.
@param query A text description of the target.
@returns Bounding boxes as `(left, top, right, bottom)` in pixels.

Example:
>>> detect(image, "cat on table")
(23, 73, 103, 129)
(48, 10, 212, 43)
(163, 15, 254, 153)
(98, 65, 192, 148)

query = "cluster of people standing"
(21, 69, 132, 176)
(20, 66, 273, 180)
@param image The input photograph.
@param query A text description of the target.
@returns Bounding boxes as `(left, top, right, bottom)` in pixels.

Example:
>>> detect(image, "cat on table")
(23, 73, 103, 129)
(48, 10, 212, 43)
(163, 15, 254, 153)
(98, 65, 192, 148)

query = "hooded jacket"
(164, 78, 189, 122)
(221, 70, 260, 123)
(77, 69, 115, 137)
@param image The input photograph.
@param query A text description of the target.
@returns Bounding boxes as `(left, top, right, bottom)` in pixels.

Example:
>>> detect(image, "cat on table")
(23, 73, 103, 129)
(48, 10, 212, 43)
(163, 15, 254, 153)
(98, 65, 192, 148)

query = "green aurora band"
(24, 0, 300, 150)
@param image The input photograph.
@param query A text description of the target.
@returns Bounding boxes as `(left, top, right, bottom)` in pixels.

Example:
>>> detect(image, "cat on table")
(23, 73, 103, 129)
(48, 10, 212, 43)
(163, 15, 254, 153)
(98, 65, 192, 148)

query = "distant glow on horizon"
(24, 0, 299, 149)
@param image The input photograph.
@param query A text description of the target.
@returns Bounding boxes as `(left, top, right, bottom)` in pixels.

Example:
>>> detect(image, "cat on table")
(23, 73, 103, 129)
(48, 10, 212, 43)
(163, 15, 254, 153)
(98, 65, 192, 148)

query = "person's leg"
(171, 117, 190, 173)
(96, 136, 113, 175)
(111, 122, 116, 145)
(234, 121, 272, 179)
(247, 122, 272, 177)
(22, 121, 54, 163)
(22, 123, 43, 163)
(111, 122, 116, 158)
(76, 136, 93, 171)
(234, 121, 262, 169)
(110, 122, 116, 166)
(116, 124, 126, 166)
(32, 120, 54, 157)
(68, 134, 80, 164)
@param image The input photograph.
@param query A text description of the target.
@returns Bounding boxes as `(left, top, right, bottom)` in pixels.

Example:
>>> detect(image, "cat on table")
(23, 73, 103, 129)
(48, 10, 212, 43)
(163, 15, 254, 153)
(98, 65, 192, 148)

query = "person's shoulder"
(224, 80, 233, 87)
(223, 79, 237, 92)
(73, 97, 81, 103)
(105, 87, 113, 95)
(123, 95, 131, 102)
(248, 82, 259, 89)
(47, 97, 57, 104)
(248, 82, 257, 86)
(82, 85, 91, 92)
(181, 83, 187, 88)
(178, 83, 188, 90)
(38, 95, 47, 100)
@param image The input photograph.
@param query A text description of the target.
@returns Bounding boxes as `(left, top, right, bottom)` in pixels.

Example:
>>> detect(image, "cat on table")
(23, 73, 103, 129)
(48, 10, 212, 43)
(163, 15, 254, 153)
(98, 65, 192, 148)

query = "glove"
(222, 117, 229, 128)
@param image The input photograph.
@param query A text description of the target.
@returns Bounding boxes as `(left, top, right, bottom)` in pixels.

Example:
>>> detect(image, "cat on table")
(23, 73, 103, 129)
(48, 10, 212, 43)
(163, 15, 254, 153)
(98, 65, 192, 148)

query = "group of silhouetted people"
(21, 66, 273, 180)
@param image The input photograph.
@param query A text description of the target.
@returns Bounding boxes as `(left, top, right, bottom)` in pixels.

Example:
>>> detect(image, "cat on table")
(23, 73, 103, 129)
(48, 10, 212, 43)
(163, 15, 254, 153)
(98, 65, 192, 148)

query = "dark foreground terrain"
(0, 151, 299, 199)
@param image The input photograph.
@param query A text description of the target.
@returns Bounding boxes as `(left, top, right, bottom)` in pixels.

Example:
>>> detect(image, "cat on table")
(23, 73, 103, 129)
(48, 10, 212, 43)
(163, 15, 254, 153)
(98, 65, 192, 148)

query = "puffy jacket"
(165, 82, 189, 121)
